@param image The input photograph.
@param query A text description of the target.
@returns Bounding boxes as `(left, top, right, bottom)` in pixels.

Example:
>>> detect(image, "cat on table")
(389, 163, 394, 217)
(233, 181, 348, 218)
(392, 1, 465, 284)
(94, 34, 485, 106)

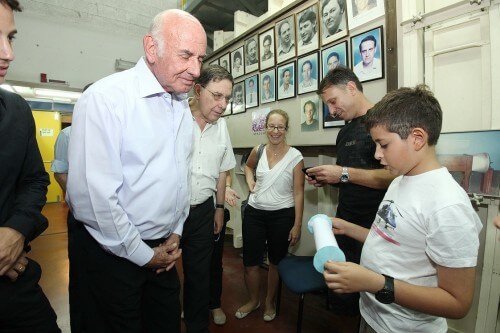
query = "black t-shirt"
(335, 115, 386, 261)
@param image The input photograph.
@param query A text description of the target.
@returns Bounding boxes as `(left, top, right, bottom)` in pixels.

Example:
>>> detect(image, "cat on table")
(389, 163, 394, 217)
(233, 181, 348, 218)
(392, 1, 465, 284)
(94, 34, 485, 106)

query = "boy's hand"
(323, 261, 384, 294)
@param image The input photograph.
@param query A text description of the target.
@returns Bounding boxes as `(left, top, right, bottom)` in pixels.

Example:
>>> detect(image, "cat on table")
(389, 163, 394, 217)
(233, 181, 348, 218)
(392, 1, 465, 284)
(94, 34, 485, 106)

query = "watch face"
(340, 175, 348, 183)
(375, 290, 394, 304)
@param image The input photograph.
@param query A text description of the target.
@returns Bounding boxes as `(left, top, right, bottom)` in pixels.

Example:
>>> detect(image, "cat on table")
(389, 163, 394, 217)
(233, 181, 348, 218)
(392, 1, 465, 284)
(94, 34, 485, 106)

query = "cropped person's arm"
(244, 146, 259, 191)
(307, 164, 394, 190)
(224, 172, 240, 207)
(289, 160, 305, 246)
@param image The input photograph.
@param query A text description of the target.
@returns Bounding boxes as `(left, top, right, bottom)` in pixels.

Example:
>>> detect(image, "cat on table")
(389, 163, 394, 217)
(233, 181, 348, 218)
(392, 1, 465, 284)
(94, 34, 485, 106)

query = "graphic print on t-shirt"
(371, 200, 401, 245)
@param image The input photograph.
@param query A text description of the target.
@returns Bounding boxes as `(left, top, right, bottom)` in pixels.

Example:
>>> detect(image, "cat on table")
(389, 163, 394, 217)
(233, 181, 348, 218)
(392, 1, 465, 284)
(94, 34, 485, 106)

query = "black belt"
(190, 197, 212, 209)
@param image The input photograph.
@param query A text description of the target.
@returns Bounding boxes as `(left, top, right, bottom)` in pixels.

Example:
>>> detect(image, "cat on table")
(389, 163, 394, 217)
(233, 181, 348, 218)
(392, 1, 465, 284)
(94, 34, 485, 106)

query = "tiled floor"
(30, 202, 341, 333)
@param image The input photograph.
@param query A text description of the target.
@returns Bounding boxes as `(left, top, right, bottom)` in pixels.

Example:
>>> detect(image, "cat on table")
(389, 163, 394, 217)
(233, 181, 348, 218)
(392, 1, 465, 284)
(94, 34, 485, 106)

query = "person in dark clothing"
(0, 1, 60, 332)
(305, 66, 395, 333)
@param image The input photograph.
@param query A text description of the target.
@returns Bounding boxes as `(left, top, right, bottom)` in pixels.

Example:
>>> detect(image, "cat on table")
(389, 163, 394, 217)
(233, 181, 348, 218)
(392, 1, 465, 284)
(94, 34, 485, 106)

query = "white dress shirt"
(67, 57, 193, 266)
(190, 111, 236, 205)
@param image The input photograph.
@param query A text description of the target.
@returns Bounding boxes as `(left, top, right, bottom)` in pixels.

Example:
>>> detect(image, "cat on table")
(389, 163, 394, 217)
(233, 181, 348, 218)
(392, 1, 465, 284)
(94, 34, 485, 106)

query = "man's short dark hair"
(364, 84, 443, 146)
(249, 78, 254, 85)
(263, 35, 272, 46)
(234, 51, 241, 62)
(1, 0, 22, 11)
(303, 100, 316, 114)
(359, 35, 377, 53)
(299, 10, 317, 26)
(327, 52, 340, 63)
(263, 75, 271, 84)
(234, 84, 243, 94)
(321, 0, 346, 14)
(318, 65, 363, 94)
(282, 68, 290, 78)
(302, 60, 313, 71)
(196, 65, 234, 87)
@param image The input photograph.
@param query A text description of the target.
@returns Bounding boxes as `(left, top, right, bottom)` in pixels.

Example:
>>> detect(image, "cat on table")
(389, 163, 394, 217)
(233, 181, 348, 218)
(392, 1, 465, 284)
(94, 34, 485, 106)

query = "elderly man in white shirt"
(66, 9, 207, 333)
(182, 65, 236, 332)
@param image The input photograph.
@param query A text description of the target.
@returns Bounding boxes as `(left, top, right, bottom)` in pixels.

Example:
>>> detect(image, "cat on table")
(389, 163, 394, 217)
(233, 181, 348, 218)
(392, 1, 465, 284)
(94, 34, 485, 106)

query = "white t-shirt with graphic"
(360, 167, 482, 333)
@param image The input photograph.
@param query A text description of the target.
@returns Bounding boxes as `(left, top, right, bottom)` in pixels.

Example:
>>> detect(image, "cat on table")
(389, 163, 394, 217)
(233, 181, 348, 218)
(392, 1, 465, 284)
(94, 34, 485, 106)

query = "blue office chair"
(276, 256, 329, 333)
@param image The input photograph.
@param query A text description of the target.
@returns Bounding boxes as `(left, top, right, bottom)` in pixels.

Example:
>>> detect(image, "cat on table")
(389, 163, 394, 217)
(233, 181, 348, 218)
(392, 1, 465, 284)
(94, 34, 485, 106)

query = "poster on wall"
(259, 28, 276, 70)
(219, 52, 231, 73)
(260, 68, 276, 104)
(232, 81, 246, 114)
(277, 61, 295, 100)
(251, 108, 271, 135)
(297, 52, 319, 95)
(245, 74, 259, 109)
(244, 35, 259, 74)
(346, 0, 385, 30)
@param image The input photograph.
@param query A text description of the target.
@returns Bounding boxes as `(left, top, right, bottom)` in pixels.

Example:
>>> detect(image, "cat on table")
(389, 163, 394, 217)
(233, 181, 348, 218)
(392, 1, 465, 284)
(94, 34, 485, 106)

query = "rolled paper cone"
(308, 214, 346, 273)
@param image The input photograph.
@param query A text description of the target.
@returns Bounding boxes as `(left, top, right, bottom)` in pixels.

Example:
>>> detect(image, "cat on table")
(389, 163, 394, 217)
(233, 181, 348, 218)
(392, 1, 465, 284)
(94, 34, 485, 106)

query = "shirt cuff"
(127, 240, 155, 267)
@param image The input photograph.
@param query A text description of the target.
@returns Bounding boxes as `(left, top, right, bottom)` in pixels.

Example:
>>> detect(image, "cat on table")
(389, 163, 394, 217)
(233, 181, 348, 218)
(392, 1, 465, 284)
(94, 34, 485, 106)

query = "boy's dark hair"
(1, 0, 22, 11)
(364, 84, 443, 146)
(195, 64, 234, 86)
(317, 65, 363, 95)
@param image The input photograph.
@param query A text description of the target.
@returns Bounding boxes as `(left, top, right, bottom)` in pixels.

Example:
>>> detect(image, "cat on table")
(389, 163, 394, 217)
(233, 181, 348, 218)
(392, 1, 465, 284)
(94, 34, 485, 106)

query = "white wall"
(9, 11, 146, 90)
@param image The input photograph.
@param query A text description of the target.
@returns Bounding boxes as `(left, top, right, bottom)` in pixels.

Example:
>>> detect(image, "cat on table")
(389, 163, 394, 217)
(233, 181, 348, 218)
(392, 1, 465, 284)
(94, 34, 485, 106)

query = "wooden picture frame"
(275, 15, 296, 64)
(351, 25, 384, 83)
(260, 68, 276, 105)
(219, 52, 231, 74)
(244, 35, 259, 74)
(296, 4, 320, 56)
(245, 74, 259, 109)
(319, 0, 348, 46)
(277, 61, 296, 100)
(231, 46, 245, 79)
(259, 28, 276, 70)
(232, 81, 246, 114)
(321, 40, 348, 78)
(297, 52, 319, 95)
(346, 0, 385, 30)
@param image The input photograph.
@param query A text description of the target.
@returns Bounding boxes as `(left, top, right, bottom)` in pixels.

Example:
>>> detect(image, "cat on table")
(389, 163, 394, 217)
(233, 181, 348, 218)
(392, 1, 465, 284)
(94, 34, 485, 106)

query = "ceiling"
(184, 0, 268, 53)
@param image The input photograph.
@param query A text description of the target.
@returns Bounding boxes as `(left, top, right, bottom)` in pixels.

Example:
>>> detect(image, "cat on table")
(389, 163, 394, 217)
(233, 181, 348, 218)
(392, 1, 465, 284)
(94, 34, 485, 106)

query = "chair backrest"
(437, 154, 473, 191)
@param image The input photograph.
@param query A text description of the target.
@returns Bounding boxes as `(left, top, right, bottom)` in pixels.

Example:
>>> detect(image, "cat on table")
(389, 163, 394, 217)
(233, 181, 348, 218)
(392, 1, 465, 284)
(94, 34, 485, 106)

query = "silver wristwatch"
(340, 166, 349, 183)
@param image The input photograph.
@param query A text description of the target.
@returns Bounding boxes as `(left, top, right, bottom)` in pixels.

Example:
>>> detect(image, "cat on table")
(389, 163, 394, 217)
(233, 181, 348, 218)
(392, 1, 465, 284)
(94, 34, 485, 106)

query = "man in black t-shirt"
(306, 66, 395, 333)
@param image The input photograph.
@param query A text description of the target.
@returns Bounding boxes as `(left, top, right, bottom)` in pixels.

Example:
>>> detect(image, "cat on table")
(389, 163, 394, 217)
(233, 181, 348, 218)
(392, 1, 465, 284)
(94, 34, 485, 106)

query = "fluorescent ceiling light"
(34, 88, 82, 100)
(0, 84, 14, 92)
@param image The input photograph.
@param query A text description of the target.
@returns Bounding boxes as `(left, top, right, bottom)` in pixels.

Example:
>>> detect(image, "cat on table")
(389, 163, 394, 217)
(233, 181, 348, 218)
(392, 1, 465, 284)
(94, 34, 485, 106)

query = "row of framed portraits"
(210, 0, 384, 78)
(224, 25, 384, 117)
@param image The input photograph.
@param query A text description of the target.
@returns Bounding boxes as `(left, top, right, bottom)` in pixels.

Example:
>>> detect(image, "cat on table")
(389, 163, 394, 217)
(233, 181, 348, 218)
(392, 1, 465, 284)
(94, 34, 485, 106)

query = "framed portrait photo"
(346, 0, 385, 30)
(297, 52, 319, 95)
(245, 74, 259, 109)
(231, 46, 245, 79)
(275, 15, 296, 64)
(351, 26, 384, 83)
(321, 40, 348, 78)
(300, 95, 320, 132)
(232, 81, 246, 114)
(244, 35, 259, 74)
(296, 4, 320, 56)
(259, 28, 276, 70)
(323, 103, 345, 128)
(208, 59, 219, 66)
(319, 0, 348, 46)
(277, 61, 296, 100)
(260, 68, 276, 105)
(219, 52, 231, 74)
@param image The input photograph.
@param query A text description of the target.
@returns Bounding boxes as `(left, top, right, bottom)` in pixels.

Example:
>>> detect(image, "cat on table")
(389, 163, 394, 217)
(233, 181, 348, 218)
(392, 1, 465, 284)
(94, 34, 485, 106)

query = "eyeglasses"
(201, 86, 233, 104)
(266, 125, 287, 132)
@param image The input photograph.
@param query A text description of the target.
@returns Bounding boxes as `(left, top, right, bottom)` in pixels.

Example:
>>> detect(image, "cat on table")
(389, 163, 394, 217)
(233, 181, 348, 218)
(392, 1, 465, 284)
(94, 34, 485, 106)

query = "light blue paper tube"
(307, 214, 346, 273)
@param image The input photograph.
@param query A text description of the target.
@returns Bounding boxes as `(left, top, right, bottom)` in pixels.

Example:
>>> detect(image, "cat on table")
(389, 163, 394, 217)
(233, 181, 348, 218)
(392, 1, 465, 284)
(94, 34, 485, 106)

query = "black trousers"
(67, 211, 84, 333)
(181, 198, 214, 333)
(0, 258, 60, 333)
(73, 221, 181, 333)
(209, 208, 229, 310)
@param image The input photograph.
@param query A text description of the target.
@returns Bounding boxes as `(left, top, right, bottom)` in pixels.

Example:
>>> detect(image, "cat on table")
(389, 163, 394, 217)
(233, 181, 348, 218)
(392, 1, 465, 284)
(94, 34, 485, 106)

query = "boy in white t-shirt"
(323, 85, 482, 333)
